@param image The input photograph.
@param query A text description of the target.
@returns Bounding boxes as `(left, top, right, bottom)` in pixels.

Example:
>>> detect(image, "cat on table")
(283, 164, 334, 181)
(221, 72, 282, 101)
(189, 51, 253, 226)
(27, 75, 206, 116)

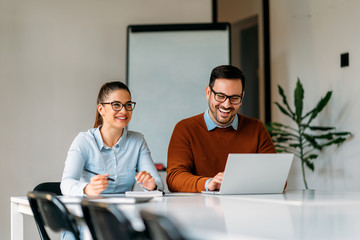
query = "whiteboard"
(127, 23, 230, 166)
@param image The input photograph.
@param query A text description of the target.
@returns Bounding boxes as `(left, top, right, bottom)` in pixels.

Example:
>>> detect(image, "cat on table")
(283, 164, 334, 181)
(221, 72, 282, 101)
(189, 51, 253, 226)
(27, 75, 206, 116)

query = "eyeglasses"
(209, 86, 243, 105)
(101, 101, 136, 111)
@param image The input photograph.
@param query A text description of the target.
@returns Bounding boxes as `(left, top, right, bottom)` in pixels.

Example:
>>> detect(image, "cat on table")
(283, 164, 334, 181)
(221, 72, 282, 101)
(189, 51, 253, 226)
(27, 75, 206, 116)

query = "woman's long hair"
(94, 81, 131, 128)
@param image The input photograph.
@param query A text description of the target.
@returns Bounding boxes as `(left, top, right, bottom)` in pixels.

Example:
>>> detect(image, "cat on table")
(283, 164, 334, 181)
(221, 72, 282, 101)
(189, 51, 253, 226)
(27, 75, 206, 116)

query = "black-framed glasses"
(209, 86, 243, 105)
(101, 101, 136, 111)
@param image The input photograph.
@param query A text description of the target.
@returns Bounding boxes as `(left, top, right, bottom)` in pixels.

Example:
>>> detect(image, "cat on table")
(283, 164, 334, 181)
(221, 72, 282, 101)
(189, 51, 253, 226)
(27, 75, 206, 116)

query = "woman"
(61, 81, 163, 196)
(61, 81, 163, 239)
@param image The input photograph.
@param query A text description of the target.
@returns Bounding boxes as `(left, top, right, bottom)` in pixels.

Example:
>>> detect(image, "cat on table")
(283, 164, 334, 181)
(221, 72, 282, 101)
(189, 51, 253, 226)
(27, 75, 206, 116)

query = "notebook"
(88, 196, 153, 204)
(201, 153, 294, 195)
(125, 190, 164, 197)
(59, 195, 153, 204)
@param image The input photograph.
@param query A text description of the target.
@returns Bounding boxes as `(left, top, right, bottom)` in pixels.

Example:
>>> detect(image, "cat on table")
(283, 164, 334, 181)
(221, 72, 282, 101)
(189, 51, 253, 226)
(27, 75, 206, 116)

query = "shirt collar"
(94, 126, 128, 150)
(204, 108, 238, 131)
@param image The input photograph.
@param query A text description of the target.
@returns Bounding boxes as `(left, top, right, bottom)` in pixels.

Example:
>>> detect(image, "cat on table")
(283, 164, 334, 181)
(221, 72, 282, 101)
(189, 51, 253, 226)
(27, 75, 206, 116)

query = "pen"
(84, 169, 115, 181)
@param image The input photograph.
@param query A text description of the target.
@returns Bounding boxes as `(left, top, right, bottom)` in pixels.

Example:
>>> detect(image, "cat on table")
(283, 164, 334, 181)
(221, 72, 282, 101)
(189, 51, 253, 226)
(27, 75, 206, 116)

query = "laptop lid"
(214, 153, 293, 195)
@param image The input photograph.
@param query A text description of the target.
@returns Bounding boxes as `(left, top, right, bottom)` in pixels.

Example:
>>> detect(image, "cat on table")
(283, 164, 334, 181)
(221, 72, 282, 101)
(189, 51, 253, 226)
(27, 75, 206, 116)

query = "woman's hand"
(84, 174, 109, 196)
(135, 171, 156, 190)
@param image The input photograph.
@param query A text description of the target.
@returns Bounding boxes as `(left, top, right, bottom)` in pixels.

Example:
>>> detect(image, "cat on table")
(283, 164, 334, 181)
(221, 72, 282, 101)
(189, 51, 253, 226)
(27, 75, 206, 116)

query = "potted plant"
(266, 78, 352, 189)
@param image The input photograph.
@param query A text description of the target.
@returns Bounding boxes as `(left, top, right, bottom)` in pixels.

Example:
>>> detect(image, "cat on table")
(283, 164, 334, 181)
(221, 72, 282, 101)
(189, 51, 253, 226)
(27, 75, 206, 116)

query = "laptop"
(201, 153, 294, 195)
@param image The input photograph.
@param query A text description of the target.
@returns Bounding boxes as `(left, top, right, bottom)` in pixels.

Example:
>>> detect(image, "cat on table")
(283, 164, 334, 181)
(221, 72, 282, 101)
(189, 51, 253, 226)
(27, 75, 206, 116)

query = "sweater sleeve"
(257, 121, 277, 153)
(166, 121, 209, 193)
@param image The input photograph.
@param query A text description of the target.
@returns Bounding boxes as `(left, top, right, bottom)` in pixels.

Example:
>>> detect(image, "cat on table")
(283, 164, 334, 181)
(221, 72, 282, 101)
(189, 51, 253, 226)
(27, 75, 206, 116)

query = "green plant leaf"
(302, 109, 315, 120)
(270, 79, 351, 189)
(274, 102, 293, 118)
(320, 137, 347, 147)
(274, 137, 293, 143)
(309, 126, 335, 131)
(294, 78, 304, 124)
(303, 91, 332, 126)
(278, 85, 295, 116)
(304, 154, 318, 161)
(305, 160, 315, 172)
(311, 131, 351, 140)
(267, 122, 287, 128)
(275, 144, 297, 150)
(332, 131, 352, 136)
(266, 122, 298, 135)
(312, 133, 334, 140)
(273, 134, 298, 141)
(303, 134, 322, 150)
(270, 122, 283, 127)
(309, 91, 332, 122)
(270, 129, 298, 137)
(274, 144, 286, 149)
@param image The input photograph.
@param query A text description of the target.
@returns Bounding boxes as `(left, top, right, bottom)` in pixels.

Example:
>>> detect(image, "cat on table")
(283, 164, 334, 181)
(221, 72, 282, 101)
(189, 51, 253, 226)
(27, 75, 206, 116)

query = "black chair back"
(34, 182, 62, 195)
(27, 191, 80, 240)
(81, 199, 146, 240)
(81, 200, 98, 240)
(140, 210, 186, 240)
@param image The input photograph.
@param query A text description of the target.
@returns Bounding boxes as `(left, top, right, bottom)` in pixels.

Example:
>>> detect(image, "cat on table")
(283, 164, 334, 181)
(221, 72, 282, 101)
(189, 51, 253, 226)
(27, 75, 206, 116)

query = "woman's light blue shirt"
(60, 127, 163, 196)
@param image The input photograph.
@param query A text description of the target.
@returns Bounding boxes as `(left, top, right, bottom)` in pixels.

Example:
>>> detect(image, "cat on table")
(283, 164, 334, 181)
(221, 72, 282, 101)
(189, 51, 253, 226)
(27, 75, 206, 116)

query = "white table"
(11, 190, 360, 240)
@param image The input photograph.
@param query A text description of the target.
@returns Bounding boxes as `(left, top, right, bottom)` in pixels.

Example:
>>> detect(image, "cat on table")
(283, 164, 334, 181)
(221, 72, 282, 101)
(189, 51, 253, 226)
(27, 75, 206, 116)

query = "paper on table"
(59, 195, 153, 204)
(125, 190, 164, 197)
(58, 196, 82, 204)
(88, 197, 153, 204)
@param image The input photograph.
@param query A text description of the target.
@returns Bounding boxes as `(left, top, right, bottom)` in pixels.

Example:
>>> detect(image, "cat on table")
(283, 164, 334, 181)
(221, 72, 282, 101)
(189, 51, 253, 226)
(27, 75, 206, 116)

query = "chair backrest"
(27, 191, 80, 240)
(140, 210, 186, 240)
(34, 182, 62, 195)
(81, 199, 146, 240)
(80, 200, 98, 240)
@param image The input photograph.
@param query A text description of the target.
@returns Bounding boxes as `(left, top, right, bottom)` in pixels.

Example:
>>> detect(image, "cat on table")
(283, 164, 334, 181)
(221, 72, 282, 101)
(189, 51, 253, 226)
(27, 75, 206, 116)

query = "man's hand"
(84, 174, 109, 196)
(208, 172, 224, 191)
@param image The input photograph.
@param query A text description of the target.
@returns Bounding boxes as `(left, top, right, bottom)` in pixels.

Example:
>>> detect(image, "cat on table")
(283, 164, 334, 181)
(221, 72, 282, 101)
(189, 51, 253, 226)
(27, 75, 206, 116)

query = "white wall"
(270, 0, 360, 191)
(0, 0, 211, 239)
(218, 0, 266, 121)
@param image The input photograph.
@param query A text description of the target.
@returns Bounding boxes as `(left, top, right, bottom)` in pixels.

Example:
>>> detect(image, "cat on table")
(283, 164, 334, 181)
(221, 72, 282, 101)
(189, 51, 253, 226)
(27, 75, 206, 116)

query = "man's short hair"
(209, 65, 245, 92)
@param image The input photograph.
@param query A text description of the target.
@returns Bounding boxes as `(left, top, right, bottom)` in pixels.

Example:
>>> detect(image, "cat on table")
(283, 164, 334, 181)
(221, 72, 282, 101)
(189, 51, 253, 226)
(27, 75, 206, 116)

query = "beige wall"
(0, 0, 211, 238)
(270, 0, 360, 191)
(218, 0, 261, 22)
(218, 0, 266, 121)
(5, 0, 360, 238)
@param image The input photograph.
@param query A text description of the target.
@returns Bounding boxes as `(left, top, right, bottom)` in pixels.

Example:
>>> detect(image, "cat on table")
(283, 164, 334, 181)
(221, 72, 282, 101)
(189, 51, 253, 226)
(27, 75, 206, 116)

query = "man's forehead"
(213, 78, 243, 91)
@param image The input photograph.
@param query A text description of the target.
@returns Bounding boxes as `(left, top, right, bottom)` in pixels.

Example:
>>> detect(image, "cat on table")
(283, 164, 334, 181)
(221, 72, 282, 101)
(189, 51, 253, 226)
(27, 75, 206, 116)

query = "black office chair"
(81, 199, 147, 240)
(80, 200, 98, 240)
(140, 210, 186, 240)
(27, 191, 80, 240)
(33, 182, 62, 195)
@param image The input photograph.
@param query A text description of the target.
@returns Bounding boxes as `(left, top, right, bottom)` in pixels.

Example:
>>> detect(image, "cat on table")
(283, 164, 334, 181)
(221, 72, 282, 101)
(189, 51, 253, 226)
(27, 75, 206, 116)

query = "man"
(166, 65, 276, 192)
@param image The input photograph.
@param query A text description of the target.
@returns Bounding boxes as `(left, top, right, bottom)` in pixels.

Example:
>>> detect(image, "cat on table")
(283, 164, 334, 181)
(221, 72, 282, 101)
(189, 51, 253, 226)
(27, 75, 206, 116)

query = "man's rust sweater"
(166, 113, 276, 192)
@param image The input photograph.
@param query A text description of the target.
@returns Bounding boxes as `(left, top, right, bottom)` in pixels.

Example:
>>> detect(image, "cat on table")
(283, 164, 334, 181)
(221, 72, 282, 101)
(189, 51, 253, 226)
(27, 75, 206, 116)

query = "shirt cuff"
(205, 178, 212, 191)
(82, 182, 90, 197)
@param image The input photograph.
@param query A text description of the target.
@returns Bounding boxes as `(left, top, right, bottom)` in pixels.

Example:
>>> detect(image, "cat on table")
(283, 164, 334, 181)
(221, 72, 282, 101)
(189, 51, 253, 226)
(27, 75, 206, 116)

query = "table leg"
(11, 201, 24, 240)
